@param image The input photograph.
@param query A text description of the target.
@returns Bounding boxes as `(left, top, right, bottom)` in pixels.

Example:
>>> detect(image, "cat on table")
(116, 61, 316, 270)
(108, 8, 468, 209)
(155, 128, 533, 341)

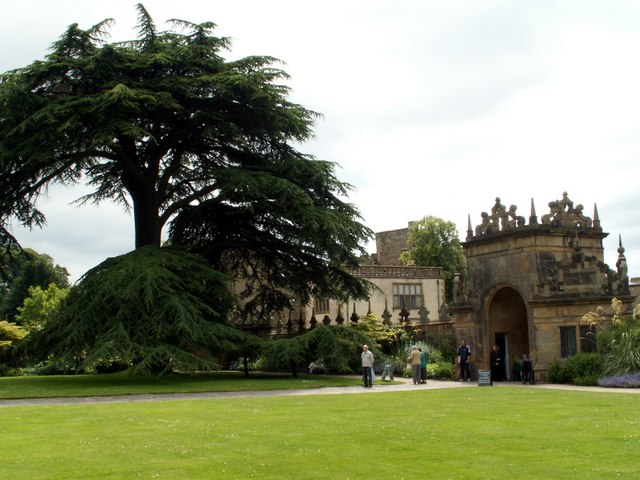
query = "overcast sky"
(2, 0, 640, 283)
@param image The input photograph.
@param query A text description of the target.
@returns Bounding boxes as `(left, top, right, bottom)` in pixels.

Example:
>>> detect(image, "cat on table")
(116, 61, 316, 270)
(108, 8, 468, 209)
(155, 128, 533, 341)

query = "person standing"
(361, 344, 374, 388)
(456, 339, 472, 382)
(408, 346, 422, 385)
(490, 344, 502, 382)
(419, 348, 428, 384)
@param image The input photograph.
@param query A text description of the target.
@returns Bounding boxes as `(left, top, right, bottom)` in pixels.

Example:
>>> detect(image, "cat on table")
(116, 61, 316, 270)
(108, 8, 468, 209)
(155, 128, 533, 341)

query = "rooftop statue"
(473, 192, 593, 237)
(541, 192, 592, 227)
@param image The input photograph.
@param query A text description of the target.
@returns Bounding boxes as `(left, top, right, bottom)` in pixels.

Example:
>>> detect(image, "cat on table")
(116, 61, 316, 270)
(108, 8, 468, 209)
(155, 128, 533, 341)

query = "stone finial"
(439, 303, 452, 321)
(466, 214, 473, 240)
(381, 298, 392, 326)
(593, 203, 601, 229)
(616, 234, 629, 294)
(418, 305, 430, 323)
(350, 302, 359, 323)
(529, 198, 538, 225)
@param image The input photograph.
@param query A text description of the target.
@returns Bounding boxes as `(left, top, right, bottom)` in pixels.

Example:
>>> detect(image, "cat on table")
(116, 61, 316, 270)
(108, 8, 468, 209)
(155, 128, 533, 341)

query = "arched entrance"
(487, 287, 528, 380)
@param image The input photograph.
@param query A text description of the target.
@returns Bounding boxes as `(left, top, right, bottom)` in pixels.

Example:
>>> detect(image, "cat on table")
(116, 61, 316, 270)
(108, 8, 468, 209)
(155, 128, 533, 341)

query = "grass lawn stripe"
(1, 388, 638, 479)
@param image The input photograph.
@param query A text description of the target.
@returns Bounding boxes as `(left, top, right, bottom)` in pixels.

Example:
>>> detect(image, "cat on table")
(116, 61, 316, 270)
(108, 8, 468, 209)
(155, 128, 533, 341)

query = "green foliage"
(0, 248, 69, 322)
(385, 341, 453, 379)
(349, 312, 408, 354)
(0, 320, 26, 352)
(28, 246, 259, 375)
(583, 299, 640, 376)
(0, 4, 372, 319)
(546, 359, 571, 384)
(261, 325, 376, 375)
(16, 283, 68, 332)
(400, 216, 466, 302)
(546, 353, 603, 385)
(428, 361, 454, 379)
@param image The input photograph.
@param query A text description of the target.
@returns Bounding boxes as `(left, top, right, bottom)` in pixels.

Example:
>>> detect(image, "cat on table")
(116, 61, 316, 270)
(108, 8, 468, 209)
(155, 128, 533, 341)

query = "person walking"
(361, 344, 374, 388)
(408, 346, 422, 385)
(456, 339, 472, 382)
(419, 348, 428, 384)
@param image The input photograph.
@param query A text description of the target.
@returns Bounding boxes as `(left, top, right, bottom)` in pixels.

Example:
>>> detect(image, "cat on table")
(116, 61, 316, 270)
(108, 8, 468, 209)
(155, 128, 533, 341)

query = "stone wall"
(375, 227, 409, 266)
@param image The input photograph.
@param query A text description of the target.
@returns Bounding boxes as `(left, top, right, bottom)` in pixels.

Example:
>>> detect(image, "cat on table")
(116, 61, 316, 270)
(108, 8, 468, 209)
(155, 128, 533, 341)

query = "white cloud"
(2, 0, 639, 282)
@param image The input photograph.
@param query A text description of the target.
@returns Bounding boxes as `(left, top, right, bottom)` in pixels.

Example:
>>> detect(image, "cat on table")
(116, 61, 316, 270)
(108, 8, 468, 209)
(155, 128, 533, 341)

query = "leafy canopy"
(0, 248, 69, 322)
(15, 283, 69, 332)
(0, 4, 373, 318)
(400, 216, 466, 302)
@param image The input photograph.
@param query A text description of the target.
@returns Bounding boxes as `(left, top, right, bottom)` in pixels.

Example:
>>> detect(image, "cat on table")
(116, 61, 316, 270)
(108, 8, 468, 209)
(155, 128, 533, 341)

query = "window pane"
(560, 326, 577, 358)
(314, 298, 329, 313)
(393, 283, 423, 312)
(580, 325, 598, 353)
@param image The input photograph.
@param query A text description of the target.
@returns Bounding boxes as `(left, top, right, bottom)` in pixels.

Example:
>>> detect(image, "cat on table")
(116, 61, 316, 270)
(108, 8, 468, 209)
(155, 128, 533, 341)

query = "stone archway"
(487, 286, 529, 380)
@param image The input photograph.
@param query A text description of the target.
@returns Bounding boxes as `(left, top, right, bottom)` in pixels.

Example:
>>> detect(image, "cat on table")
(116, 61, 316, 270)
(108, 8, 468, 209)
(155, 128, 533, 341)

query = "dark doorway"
(494, 332, 508, 381)
(488, 287, 528, 380)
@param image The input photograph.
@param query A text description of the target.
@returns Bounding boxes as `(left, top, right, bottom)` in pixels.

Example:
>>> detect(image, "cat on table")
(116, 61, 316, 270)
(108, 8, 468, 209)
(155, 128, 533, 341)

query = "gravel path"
(1, 378, 637, 408)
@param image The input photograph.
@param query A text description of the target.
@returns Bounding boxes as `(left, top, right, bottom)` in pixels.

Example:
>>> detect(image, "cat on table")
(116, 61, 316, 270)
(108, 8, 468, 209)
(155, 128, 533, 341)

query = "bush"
(547, 359, 571, 384)
(547, 353, 603, 384)
(0, 363, 18, 376)
(585, 299, 640, 376)
(19, 359, 80, 376)
(429, 362, 454, 379)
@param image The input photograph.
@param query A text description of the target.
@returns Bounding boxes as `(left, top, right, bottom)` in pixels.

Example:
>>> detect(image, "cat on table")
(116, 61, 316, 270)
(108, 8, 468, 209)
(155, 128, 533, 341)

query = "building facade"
(451, 193, 635, 380)
(302, 264, 446, 330)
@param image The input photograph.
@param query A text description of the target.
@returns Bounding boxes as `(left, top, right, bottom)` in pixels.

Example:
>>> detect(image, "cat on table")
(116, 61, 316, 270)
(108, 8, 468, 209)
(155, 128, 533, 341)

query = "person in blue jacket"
(456, 339, 471, 382)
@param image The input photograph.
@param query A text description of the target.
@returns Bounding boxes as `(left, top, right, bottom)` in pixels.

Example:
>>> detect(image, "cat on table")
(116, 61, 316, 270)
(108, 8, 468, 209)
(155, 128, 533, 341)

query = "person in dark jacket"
(490, 344, 503, 382)
(456, 339, 471, 382)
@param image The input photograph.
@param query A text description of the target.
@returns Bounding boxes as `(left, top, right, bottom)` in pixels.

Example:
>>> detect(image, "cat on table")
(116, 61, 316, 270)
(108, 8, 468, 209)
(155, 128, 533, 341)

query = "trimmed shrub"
(547, 353, 603, 385)
(429, 362, 454, 379)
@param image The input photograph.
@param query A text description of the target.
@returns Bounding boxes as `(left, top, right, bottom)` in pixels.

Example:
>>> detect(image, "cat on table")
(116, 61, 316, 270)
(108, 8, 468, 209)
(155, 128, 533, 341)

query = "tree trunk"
(131, 188, 163, 249)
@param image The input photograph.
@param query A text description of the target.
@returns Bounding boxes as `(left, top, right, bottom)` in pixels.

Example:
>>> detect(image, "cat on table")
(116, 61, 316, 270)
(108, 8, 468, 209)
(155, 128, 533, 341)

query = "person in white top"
(361, 344, 374, 388)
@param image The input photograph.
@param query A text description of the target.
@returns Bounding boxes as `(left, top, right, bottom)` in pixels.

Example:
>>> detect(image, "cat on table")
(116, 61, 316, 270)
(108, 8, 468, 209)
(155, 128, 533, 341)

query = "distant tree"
(0, 248, 69, 322)
(16, 283, 69, 332)
(400, 216, 466, 303)
(0, 4, 372, 320)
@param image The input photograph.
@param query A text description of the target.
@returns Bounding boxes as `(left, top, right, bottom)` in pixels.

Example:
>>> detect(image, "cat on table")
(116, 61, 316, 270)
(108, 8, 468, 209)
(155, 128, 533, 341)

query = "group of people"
(361, 344, 430, 387)
(408, 346, 428, 385)
(361, 338, 518, 387)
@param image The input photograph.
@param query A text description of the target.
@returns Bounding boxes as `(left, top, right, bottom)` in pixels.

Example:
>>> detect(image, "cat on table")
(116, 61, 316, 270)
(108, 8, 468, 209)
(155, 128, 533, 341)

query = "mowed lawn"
(1, 386, 638, 479)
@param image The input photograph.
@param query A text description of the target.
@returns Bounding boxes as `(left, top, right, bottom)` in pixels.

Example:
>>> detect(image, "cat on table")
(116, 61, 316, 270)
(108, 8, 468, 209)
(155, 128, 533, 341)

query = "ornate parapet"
(467, 192, 600, 241)
(354, 265, 443, 279)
